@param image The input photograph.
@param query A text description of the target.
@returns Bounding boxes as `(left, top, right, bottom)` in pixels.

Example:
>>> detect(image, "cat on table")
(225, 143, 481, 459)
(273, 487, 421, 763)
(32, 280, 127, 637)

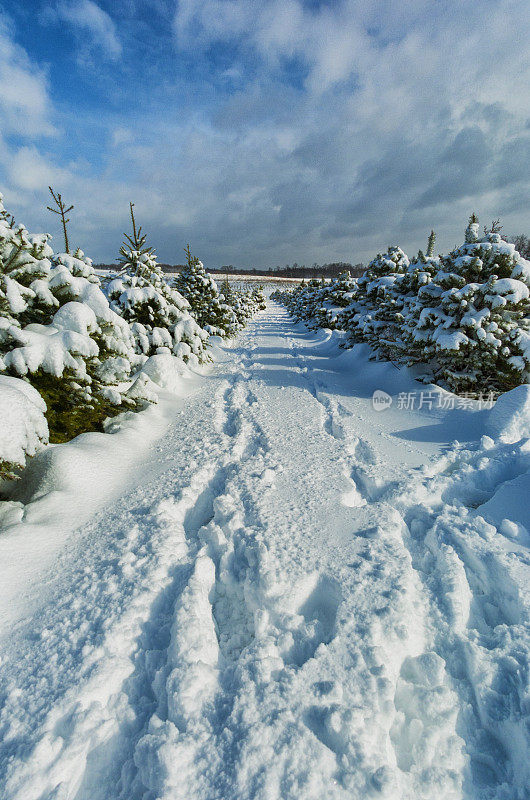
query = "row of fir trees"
(0, 192, 265, 478)
(273, 216, 530, 395)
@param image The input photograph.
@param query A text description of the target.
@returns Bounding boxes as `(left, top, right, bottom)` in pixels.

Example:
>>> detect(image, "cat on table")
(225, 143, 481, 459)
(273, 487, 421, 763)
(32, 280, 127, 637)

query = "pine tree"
(274, 218, 530, 394)
(108, 212, 209, 362)
(251, 285, 267, 310)
(378, 236, 441, 363)
(426, 230, 436, 258)
(0, 195, 57, 327)
(310, 271, 358, 330)
(282, 278, 325, 325)
(46, 187, 74, 254)
(117, 202, 159, 283)
(337, 246, 410, 349)
(406, 215, 530, 392)
(174, 245, 239, 337)
(0, 194, 141, 443)
(465, 212, 480, 244)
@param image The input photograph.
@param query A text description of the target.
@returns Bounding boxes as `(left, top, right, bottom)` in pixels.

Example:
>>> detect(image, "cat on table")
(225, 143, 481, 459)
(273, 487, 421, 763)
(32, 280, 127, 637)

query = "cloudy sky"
(1, 0, 529, 267)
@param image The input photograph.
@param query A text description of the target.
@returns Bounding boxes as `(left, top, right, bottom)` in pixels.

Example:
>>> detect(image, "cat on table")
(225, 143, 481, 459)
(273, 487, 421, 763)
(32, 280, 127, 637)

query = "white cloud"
(168, 0, 530, 263)
(1, 0, 529, 267)
(0, 16, 56, 138)
(55, 0, 122, 61)
(7, 146, 72, 192)
(173, 0, 530, 112)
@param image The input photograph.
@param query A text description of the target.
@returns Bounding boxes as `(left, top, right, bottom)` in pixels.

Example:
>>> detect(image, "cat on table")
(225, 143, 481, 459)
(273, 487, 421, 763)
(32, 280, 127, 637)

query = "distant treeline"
(94, 261, 366, 278)
(241, 262, 366, 278)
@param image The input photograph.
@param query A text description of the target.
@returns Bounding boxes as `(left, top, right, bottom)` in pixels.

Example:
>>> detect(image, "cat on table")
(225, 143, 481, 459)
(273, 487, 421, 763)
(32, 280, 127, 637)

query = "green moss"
(27, 371, 126, 443)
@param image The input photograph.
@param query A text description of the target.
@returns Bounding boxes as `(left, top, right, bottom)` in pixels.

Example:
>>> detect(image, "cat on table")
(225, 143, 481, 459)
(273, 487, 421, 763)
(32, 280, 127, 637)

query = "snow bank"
(487, 384, 530, 443)
(0, 387, 201, 629)
(478, 471, 530, 543)
(138, 352, 193, 394)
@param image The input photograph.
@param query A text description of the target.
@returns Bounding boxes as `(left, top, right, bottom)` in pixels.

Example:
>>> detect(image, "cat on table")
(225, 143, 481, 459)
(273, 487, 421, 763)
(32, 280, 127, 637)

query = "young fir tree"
(337, 246, 410, 349)
(406, 215, 530, 392)
(174, 245, 239, 337)
(47, 187, 74, 254)
(310, 271, 358, 329)
(107, 207, 209, 363)
(0, 374, 49, 479)
(0, 194, 141, 444)
(282, 278, 325, 325)
(223, 279, 254, 328)
(251, 285, 267, 311)
(426, 229, 436, 258)
(0, 195, 57, 326)
(378, 232, 441, 363)
(290, 273, 347, 330)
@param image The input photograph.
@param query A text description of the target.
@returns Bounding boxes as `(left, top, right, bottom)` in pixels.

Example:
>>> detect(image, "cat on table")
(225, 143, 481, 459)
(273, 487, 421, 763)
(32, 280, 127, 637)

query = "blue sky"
(0, 0, 529, 267)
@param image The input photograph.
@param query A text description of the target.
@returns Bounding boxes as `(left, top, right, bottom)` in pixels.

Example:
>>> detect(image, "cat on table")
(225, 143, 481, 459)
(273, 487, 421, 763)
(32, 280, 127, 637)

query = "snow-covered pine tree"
(47, 249, 140, 408)
(407, 215, 530, 392)
(174, 246, 239, 337)
(0, 194, 140, 445)
(426, 229, 436, 258)
(282, 278, 325, 326)
(378, 234, 441, 363)
(0, 194, 58, 326)
(250, 285, 266, 311)
(107, 206, 209, 363)
(217, 278, 266, 328)
(337, 246, 410, 349)
(310, 271, 358, 330)
(0, 374, 49, 479)
(278, 272, 357, 330)
(218, 278, 247, 328)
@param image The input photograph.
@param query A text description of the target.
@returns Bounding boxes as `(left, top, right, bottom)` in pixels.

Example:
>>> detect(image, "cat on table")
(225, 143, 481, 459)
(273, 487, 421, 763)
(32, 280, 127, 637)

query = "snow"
(486, 384, 530, 443)
(0, 364, 207, 629)
(138, 352, 193, 394)
(485, 278, 529, 307)
(52, 300, 98, 336)
(3, 320, 98, 378)
(4, 276, 28, 314)
(0, 302, 528, 800)
(512, 257, 530, 284)
(0, 375, 48, 472)
(432, 329, 469, 351)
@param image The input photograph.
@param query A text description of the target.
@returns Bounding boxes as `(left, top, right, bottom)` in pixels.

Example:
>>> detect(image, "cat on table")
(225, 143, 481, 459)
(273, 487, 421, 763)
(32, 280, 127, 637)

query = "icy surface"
(0, 303, 528, 800)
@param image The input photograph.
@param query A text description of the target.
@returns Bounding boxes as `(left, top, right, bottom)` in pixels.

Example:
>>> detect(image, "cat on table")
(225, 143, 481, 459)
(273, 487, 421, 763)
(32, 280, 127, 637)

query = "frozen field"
(0, 302, 528, 800)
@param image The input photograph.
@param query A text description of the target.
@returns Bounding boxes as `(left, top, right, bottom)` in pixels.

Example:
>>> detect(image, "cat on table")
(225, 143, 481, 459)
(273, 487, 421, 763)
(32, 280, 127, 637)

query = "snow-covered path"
(1, 303, 528, 800)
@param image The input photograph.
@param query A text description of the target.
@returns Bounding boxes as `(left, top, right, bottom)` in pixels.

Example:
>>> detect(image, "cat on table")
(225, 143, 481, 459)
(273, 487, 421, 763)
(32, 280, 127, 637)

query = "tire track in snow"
(194, 316, 457, 797)
(122, 330, 373, 798)
(120, 367, 272, 798)
(284, 334, 398, 508)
